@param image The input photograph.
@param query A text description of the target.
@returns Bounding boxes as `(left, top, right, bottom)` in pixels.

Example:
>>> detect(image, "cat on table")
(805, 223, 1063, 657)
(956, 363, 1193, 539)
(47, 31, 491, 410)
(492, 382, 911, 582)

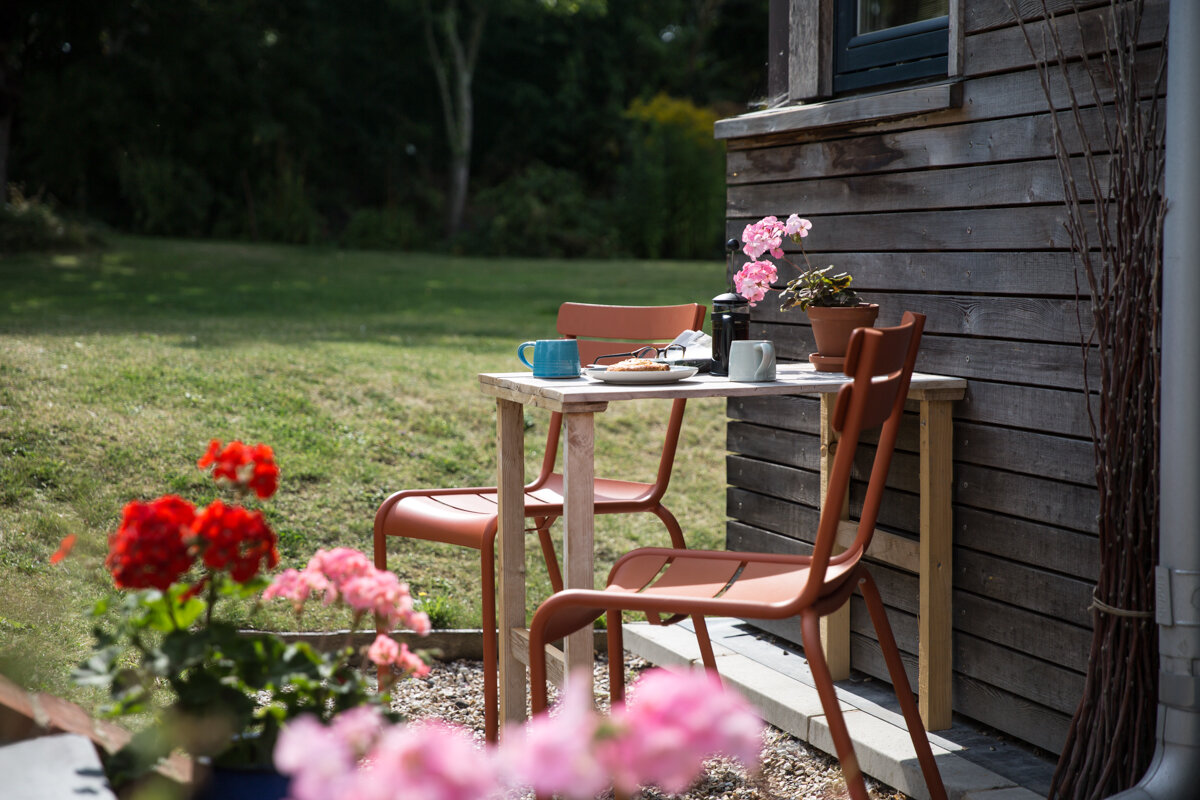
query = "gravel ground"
(389, 656, 910, 800)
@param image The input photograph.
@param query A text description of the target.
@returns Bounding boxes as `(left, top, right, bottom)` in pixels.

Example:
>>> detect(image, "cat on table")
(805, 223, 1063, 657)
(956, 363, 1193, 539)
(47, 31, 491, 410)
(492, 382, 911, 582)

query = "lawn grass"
(0, 236, 729, 705)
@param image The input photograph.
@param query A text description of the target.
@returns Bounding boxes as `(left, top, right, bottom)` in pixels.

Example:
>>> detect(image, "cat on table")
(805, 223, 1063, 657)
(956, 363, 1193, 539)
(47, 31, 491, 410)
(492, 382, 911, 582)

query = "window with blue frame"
(834, 0, 949, 93)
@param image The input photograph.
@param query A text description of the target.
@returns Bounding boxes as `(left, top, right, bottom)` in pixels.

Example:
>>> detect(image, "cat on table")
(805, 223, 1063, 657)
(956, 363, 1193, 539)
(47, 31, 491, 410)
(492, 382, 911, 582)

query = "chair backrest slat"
(531, 303, 706, 493)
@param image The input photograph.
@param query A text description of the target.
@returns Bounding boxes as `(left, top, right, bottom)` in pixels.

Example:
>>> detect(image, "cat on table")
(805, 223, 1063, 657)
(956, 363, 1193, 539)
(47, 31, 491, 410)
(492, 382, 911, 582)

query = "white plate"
(584, 365, 699, 384)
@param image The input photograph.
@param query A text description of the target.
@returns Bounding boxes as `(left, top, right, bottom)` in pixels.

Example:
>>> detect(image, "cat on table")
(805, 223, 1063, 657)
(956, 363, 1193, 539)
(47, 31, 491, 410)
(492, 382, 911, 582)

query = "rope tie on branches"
(1089, 592, 1153, 619)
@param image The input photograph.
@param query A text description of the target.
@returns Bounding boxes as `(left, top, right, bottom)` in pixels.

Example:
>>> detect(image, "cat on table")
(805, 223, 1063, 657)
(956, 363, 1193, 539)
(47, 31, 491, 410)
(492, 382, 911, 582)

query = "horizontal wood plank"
(956, 380, 1092, 439)
(955, 462, 1098, 533)
(726, 106, 1119, 183)
(728, 157, 1109, 217)
(967, 0, 1114, 35)
(965, 0, 1166, 77)
(752, 293, 1092, 344)
(735, 250, 1088, 296)
(846, 601, 1085, 714)
(768, 331, 1089, 391)
(726, 204, 1085, 252)
(955, 548, 1093, 627)
(955, 420, 1095, 485)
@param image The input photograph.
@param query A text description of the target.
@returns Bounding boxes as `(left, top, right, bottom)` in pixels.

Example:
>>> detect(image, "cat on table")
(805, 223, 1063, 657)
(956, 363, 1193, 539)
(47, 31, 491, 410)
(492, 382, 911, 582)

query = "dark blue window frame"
(833, 2, 949, 93)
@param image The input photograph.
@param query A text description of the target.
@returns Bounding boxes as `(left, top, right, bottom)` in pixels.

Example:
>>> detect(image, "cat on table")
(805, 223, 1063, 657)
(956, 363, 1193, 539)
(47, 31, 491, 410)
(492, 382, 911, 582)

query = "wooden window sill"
(713, 80, 961, 140)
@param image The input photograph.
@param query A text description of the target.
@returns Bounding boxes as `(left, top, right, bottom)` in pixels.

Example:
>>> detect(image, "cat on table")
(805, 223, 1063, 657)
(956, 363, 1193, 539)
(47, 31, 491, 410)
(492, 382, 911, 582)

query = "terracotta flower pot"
(806, 303, 880, 372)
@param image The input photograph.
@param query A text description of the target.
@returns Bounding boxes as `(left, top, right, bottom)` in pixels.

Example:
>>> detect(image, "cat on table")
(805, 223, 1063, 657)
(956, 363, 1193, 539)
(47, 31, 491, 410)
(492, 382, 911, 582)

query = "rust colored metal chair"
(373, 302, 705, 741)
(528, 312, 947, 800)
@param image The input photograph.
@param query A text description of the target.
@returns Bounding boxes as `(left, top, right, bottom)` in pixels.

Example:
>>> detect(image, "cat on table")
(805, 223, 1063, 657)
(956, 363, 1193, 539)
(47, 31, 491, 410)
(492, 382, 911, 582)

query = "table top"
(479, 363, 966, 412)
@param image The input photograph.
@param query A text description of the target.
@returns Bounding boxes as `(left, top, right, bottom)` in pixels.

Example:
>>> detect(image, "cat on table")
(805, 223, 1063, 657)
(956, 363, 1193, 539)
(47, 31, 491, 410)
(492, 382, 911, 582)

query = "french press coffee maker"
(710, 291, 750, 376)
(712, 238, 751, 376)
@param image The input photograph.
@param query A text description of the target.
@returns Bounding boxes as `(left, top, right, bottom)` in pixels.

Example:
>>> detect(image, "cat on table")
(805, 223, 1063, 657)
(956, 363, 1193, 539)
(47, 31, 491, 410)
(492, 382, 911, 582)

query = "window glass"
(857, 0, 949, 36)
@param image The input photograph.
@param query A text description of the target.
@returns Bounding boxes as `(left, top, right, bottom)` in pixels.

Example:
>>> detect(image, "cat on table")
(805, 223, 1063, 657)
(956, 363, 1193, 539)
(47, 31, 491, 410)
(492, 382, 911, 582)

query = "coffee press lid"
(712, 292, 748, 312)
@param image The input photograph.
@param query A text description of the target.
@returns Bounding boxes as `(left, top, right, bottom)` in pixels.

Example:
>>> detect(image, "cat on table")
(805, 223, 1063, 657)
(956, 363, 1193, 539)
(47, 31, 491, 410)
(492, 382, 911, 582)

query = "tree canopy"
(5, 0, 768, 258)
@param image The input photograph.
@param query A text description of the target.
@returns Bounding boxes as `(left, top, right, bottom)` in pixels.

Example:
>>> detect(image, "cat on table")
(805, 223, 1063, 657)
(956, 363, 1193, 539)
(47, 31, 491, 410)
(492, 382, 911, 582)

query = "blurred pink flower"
(341, 570, 414, 627)
(368, 720, 501, 800)
(395, 642, 431, 677)
(366, 634, 400, 667)
(608, 668, 764, 794)
(503, 678, 609, 800)
(274, 715, 358, 800)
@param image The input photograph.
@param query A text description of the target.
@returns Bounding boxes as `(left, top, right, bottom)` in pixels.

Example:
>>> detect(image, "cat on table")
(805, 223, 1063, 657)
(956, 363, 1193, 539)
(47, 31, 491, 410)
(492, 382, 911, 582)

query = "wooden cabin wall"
(720, 0, 1166, 755)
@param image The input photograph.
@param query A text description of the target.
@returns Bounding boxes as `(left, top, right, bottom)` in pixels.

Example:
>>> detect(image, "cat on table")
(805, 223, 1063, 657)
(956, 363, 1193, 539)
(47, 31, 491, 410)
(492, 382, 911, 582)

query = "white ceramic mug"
(728, 340, 776, 382)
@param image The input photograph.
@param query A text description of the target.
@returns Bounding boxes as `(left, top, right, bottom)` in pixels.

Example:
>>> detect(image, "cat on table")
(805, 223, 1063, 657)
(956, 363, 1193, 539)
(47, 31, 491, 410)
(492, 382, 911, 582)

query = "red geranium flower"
(192, 500, 280, 583)
(198, 440, 280, 500)
(105, 496, 197, 590)
(246, 443, 279, 499)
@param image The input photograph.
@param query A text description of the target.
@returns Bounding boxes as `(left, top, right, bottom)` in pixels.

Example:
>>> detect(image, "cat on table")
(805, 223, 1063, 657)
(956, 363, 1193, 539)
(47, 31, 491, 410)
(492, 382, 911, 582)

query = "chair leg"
(652, 504, 687, 550)
(533, 516, 564, 593)
(372, 528, 393, 689)
(480, 541, 499, 743)
(607, 612, 625, 705)
(800, 609, 870, 800)
(691, 614, 719, 672)
(859, 572, 948, 800)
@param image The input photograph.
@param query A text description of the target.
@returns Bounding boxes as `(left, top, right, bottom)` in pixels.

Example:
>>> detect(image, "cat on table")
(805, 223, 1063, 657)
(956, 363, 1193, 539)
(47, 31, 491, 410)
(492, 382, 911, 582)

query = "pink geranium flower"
(741, 216, 786, 259)
(784, 214, 812, 238)
(733, 259, 778, 306)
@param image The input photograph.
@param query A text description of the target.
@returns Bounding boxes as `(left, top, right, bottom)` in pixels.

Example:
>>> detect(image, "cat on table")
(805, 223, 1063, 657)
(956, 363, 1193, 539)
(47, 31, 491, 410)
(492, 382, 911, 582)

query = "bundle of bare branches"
(1011, 1, 1165, 798)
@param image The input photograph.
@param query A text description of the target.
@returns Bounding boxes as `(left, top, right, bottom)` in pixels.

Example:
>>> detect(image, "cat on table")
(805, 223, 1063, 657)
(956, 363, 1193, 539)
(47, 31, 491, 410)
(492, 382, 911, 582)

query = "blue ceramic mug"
(517, 339, 581, 379)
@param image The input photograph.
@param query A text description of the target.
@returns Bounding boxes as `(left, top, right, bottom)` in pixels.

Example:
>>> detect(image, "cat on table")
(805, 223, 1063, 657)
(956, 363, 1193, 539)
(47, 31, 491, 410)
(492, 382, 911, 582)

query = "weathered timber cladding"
(717, 0, 1166, 753)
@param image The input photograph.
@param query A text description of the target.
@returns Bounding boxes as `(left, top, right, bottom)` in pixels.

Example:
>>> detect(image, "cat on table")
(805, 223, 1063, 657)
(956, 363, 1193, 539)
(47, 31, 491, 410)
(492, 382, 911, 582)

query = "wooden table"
(478, 363, 966, 731)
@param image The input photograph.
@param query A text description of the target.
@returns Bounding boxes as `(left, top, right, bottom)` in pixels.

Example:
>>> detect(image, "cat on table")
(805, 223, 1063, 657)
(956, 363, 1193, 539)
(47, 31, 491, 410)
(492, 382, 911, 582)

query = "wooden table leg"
(561, 410, 596, 695)
(819, 394, 851, 680)
(496, 398, 528, 728)
(919, 398, 953, 730)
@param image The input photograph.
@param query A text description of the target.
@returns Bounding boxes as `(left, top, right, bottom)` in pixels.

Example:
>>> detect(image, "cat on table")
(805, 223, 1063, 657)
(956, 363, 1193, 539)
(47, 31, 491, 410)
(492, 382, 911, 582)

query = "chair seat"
(606, 549, 858, 613)
(377, 474, 658, 550)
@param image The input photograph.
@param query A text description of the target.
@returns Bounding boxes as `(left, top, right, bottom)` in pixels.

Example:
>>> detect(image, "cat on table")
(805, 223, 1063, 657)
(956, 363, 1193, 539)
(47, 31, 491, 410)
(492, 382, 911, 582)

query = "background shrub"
(117, 155, 215, 237)
(1, 187, 102, 253)
(613, 94, 725, 260)
(342, 206, 419, 251)
(474, 163, 617, 258)
(257, 163, 325, 245)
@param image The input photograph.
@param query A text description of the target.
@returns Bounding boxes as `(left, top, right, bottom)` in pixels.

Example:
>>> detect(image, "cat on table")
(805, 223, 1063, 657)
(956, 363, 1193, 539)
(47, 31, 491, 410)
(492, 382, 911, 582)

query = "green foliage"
(118, 156, 215, 237)
(258, 163, 326, 245)
(613, 93, 726, 260)
(0, 187, 102, 253)
(76, 580, 398, 782)
(342, 205, 419, 251)
(779, 266, 861, 310)
(475, 163, 616, 257)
